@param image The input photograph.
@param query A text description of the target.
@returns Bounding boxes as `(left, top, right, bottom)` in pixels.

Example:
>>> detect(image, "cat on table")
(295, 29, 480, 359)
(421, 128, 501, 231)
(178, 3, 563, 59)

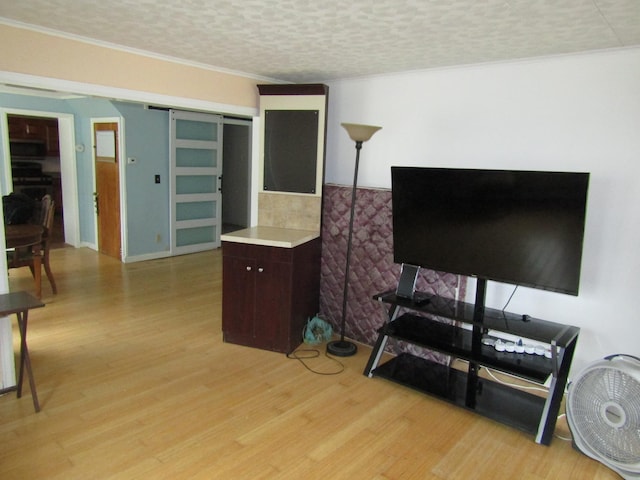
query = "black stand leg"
(536, 338, 577, 445)
(16, 311, 40, 413)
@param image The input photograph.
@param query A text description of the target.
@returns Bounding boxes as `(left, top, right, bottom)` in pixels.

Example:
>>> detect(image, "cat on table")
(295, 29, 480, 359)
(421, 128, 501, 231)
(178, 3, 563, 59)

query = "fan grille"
(569, 366, 640, 467)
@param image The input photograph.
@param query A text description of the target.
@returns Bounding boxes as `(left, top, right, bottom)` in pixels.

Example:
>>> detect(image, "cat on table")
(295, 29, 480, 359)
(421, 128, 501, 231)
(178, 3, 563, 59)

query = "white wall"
(0, 220, 14, 389)
(325, 47, 640, 374)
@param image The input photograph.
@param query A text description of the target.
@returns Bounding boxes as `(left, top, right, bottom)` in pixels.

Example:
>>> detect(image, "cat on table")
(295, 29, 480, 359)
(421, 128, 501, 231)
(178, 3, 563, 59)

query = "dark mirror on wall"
(264, 109, 318, 194)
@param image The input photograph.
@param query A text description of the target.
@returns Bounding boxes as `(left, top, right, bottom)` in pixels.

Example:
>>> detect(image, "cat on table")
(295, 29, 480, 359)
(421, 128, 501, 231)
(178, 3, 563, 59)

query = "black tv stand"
(364, 279, 580, 445)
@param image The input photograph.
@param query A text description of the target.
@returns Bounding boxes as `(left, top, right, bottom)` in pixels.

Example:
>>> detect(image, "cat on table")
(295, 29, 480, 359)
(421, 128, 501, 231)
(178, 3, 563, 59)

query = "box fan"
(567, 354, 640, 479)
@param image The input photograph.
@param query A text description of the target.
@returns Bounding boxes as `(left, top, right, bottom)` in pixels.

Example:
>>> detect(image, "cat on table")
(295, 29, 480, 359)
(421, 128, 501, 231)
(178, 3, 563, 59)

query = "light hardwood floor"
(0, 247, 617, 479)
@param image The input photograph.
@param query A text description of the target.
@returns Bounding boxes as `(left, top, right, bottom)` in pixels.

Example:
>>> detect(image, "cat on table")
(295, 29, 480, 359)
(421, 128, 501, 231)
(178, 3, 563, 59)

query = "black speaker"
(396, 263, 420, 299)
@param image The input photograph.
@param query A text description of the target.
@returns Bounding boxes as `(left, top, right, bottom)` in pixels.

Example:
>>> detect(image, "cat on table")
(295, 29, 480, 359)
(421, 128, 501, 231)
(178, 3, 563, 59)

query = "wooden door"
(93, 121, 121, 259)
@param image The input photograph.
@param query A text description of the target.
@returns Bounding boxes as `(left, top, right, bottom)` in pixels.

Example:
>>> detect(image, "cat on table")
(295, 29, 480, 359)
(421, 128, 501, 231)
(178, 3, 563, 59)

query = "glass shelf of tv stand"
(373, 290, 580, 349)
(371, 353, 548, 438)
(379, 311, 553, 383)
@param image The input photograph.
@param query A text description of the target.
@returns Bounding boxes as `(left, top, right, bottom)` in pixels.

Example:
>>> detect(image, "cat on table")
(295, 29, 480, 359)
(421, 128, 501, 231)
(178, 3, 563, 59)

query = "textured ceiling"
(1, 0, 639, 82)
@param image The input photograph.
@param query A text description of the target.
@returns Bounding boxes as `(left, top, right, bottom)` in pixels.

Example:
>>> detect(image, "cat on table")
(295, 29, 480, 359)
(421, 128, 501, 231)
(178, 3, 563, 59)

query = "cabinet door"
(23, 118, 46, 139)
(8, 116, 26, 139)
(45, 121, 60, 155)
(222, 255, 256, 340)
(254, 260, 292, 350)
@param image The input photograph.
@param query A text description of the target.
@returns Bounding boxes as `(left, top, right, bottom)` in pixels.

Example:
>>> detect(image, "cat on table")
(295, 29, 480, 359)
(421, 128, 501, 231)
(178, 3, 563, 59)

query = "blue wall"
(1, 93, 172, 259)
(65, 97, 122, 246)
(0, 93, 72, 112)
(112, 102, 170, 256)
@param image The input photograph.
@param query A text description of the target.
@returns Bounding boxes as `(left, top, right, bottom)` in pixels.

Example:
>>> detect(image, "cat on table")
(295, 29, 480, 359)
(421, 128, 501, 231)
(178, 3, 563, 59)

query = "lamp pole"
(327, 140, 363, 356)
(327, 122, 380, 357)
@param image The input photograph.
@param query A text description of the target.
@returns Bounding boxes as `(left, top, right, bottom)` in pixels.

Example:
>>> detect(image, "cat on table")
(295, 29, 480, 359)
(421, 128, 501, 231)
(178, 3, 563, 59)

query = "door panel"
(170, 110, 222, 255)
(255, 260, 292, 349)
(93, 121, 121, 259)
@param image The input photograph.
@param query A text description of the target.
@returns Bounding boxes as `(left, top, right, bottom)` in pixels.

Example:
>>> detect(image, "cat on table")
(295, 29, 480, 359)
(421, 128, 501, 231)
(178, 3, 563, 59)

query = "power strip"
(483, 336, 553, 358)
(462, 322, 557, 358)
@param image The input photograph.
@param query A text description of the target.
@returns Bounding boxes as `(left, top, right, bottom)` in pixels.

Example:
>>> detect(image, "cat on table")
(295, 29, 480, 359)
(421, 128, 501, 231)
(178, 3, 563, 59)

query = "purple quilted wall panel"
(320, 184, 467, 360)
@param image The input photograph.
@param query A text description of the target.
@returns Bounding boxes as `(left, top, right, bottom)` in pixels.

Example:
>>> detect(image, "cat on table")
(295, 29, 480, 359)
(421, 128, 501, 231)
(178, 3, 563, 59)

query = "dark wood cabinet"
(221, 84, 327, 353)
(222, 237, 321, 353)
(8, 115, 59, 156)
(44, 121, 60, 156)
(8, 116, 26, 139)
(8, 115, 45, 140)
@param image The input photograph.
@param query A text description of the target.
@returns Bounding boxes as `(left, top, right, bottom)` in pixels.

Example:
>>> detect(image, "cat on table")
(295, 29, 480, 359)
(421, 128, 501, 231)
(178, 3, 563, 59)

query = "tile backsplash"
(258, 192, 321, 231)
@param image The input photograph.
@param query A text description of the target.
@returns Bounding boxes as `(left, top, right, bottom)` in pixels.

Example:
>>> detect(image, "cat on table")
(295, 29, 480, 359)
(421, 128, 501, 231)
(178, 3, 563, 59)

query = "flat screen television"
(391, 167, 590, 296)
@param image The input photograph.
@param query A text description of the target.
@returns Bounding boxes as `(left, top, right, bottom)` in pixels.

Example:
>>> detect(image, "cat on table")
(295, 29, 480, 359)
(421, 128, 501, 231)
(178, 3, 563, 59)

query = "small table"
(0, 291, 45, 412)
(5, 224, 44, 298)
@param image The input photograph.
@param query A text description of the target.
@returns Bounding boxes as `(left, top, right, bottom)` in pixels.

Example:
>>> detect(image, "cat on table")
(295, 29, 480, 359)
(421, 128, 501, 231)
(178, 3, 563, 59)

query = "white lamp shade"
(341, 123, 382, 142)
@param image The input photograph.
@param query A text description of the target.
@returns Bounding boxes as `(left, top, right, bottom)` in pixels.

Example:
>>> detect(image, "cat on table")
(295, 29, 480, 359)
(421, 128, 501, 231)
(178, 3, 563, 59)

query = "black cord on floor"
(286, 347, 345, 375)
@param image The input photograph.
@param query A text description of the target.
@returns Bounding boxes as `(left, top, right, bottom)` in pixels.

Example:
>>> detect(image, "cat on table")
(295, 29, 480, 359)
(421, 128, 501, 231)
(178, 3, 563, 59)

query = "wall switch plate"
(155, 175, 160, 184)
(127, 157, 137, 164)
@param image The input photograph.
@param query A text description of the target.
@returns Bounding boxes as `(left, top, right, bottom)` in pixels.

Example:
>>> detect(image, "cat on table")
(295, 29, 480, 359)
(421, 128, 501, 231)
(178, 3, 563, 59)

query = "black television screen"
(391, 167, 590, 296)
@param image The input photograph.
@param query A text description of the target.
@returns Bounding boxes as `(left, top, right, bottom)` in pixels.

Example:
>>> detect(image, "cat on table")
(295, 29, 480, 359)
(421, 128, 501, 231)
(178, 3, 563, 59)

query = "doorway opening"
(5, 113, 66, 247)
(222, 117, 252, 234)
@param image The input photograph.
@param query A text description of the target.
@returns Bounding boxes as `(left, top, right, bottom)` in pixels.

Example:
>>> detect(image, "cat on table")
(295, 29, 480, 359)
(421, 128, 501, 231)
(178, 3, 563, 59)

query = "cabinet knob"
(258, 267, 264, 273)
(246, 266, 252, 271)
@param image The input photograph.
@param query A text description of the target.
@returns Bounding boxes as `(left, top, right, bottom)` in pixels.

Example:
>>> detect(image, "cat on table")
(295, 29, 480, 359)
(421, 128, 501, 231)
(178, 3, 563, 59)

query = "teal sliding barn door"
(170, 110, 223, 255)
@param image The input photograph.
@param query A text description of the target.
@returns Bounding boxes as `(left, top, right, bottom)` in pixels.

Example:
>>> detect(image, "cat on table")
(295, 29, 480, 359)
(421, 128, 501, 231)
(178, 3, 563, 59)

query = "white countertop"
(221, 226, 320, 248)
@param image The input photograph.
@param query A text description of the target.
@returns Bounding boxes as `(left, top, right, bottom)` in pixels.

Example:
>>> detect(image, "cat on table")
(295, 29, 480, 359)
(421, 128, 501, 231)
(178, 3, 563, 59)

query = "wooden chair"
(7, 194, 58, 295)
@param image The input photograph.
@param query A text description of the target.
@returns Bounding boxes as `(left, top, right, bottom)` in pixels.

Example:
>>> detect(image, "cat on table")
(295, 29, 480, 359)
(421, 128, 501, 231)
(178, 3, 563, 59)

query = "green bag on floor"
(303, 315, 333, 345)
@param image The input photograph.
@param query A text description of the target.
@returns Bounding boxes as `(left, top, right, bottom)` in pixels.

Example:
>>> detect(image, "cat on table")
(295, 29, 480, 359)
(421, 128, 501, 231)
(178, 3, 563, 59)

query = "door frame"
(0, 107, 80, 247)
(0, 108, 80, 390)
(90, 117, 127, 261)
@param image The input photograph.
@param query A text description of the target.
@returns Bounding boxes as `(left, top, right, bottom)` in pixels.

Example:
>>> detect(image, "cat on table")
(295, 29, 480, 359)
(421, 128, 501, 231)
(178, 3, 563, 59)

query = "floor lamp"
(327, 122, 382, 357)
